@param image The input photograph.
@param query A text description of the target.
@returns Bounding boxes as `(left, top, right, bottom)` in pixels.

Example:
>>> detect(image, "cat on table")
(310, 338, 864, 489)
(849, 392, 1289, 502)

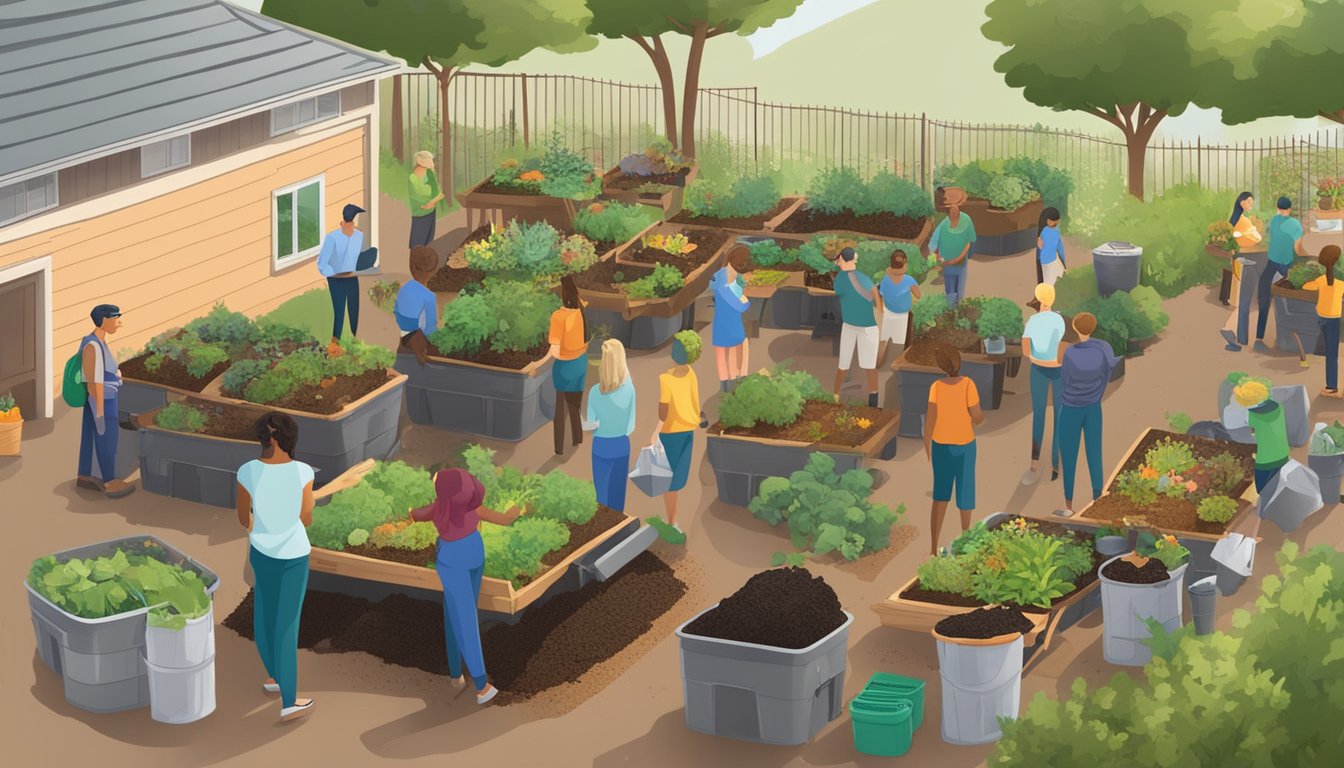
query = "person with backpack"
(72, 304, 136, 498)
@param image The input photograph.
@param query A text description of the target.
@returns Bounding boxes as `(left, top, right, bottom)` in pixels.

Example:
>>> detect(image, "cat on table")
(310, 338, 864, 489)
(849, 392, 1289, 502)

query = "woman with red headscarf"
(411, 468, 521, 704)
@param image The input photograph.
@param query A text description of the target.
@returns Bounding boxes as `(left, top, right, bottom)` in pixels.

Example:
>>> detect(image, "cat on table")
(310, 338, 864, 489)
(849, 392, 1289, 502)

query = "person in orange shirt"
(1220, 192, 1264, 351)
(924, 344, 985, 555)
(545, 276, 591, 455)
(1302, 245, 1344, 398)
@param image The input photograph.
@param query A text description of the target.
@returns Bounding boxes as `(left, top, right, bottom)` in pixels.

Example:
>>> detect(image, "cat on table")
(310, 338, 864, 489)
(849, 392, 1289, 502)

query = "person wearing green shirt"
(1234, 379, 1288, 540)
(408, 150, 445, 248)
(931, 186, 977, 306)
(1254, 196, 1306, 352)
(833, 248, 881, 407)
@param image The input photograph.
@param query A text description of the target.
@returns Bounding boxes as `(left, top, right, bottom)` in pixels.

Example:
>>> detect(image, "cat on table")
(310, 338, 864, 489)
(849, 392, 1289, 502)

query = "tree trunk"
(651, 37, 679, 148)
(1124, 132, 1146, 200)
(391, 74, 404, 162)
(680, 21, 710, 159)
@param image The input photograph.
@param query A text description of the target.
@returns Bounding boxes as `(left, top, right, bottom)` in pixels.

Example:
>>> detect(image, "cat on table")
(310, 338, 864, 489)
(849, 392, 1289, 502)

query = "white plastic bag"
(630, 441, 674, 498)
(1211, 533, 1256, 596)
(1258, 459, 1324, 534)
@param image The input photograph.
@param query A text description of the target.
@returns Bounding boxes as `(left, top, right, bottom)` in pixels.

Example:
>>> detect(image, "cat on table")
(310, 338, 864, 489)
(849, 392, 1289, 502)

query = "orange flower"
(1140, 466, 1159, 480)
(519, 170, 544, 182)
(587, 203, 605, 214)
(1185, 481, 1198, 493)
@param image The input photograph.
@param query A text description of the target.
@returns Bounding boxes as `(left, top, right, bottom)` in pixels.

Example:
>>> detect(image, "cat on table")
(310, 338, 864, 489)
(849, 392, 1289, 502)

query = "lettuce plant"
(28, 547, 211, 623)
(572, 201, 654, 244)
(622, 264, 685, 299)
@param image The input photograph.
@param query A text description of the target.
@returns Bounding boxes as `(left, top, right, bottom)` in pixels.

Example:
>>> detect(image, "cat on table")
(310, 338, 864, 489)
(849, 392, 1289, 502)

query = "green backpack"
(62, 346, 87, 408)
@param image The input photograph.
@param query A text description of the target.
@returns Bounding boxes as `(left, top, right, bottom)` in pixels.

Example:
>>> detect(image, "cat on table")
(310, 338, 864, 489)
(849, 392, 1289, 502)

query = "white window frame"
(272, 174, 325, 270)
(0, 172, 59, 226)
(139, 134, 192, 178)
(269, 91, 342, 136)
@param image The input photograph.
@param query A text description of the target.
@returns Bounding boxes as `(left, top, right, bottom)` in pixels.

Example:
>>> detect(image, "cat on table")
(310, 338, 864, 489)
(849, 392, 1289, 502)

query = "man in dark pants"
(77, 304, 135, 498)
(316, 203, 378, 357)
(1254, 196, 1306, 352)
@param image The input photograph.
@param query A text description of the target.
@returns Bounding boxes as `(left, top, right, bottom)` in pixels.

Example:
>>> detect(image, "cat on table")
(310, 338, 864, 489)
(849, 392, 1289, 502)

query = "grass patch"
(259, 288, 333, 343)
(380, 149, 458, 215)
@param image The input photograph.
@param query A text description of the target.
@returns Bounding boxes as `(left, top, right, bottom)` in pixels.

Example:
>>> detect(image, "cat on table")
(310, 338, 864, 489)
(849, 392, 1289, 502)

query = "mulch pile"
(120, 354, 227, 392)
(935, 606, 1034, 640)
(222, 552, 685, 705)
(1102, 557, 1171, 585)
(774, 207, 927, 239)
(682, 567, 846, 649)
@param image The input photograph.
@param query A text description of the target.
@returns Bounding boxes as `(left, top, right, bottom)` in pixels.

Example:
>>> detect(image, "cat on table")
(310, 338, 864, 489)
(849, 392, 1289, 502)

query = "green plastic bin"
(850, 698, 913, 757)
(865, 672, 926, 730)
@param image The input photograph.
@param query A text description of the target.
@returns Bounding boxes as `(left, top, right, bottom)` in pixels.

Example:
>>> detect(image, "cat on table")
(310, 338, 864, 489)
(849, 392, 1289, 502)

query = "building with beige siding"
(0, 0, 397, 420)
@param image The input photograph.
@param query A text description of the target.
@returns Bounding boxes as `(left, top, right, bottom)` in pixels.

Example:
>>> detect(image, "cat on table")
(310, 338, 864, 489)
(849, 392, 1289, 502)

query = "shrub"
(1072, 286, 1169, 356)
(717, 365, 827, 429)
(974, 297, 1026, 340)
(155, 402, 207, 433)
(869, 171, 934, 219)
(534, 470, 598, 525)
(1003, 157, 1074, 212)
(572, 201, 654, 244)
(1197, 495, 1239, 524)
(985, 173, 1037, 210)
(808, 165, 873, 215)
(1051, 265, 1098, 315)
(683, 175, 780, 219)
(537, 133, 599, 199)
(750, 452, 903, 561)
(674, 329, 702, 364)
(916, 554, 975, 595)
(623, 264, 685, 299)
(430, 279, 560, 356)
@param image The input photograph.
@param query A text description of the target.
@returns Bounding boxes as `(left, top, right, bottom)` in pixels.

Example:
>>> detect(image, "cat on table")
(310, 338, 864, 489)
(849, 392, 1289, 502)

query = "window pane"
(276, 192, 294, 258)
(272, 104, 294, 133)
(297, 98, 316, 124)
(0, 185, 18, 223)
(142, 141, 166, 175)
(317, 92, 339, 118)
(26, 179, 46, 210)
(296, 182, 320, 252)
(170, 136, 189, 166)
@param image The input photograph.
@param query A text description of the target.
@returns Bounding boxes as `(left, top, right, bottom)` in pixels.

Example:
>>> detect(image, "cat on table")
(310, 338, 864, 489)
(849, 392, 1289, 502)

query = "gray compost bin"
(26, 536, 219, 713)
(676, 607, 854, 746)
(398, 351, 556, 442)
(138, 420, 263, 508)
(1092, 241, 1143, 297)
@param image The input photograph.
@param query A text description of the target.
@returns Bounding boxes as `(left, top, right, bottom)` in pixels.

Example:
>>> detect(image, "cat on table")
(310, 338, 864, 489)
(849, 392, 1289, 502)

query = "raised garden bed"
(764, 168, 935, 253)
(137, 399, 280, 508)
(1079, 428, 1258, 540)
(457, 143, 601, 231)
(1272, 277, 1326, 356)
(601, 161, 697, 216)
(706, 367, 899, 506)
(872, 513, 1102, 673)
(399, 348, 554, 442)
(669, 197, 799, 234)
(934, 195, 1043, 257)
(771, 199, 934, 253)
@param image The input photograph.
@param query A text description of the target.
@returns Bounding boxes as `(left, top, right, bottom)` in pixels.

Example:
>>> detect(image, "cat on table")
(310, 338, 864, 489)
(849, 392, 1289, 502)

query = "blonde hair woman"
(1021, 282, 1067, 485)
(1233, 378, 1287, 541)
(408, 150, 445, 247)
(585, 339, 637, 511)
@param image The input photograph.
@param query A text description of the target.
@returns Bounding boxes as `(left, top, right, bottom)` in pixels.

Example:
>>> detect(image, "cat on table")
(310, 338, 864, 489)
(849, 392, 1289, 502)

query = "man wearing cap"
(833, 247, 882, 408)
(317, 203, 378, 356)
(77, 305, 135, 498)
(1254, 196, 1307, 353)
(931, 186, 976, 307)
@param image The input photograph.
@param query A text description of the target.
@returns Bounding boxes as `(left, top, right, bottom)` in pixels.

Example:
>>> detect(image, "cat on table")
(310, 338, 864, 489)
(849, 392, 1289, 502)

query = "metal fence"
(388, 71, 1344, 204)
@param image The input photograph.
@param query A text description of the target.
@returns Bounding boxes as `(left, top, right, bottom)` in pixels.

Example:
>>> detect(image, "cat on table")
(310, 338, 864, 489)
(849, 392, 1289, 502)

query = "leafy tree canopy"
(587, 0, 803, 39)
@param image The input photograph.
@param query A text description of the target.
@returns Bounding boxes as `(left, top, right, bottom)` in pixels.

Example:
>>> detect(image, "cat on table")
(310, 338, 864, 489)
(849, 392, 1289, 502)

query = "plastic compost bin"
(26, 536, 219, 713)
(863, 671, 926, 730)
(675, 607, 854, 746)
(1092, 241, 1142, 297)
(850, 697, 913, 757)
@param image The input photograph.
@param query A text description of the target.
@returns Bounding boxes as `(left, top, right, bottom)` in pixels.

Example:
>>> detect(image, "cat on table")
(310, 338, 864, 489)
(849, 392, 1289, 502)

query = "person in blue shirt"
(878, 248, 922, 364)
(1055, 312, 1118, 516)
(316, 204, 378, 357)
(1035, 207, 1066, 288)
(1254, 196, 1307, 352)
(394, 246, 439, 365)
(710, 245, 752, 392)
(1021, 283, 1067, 485)
(585, 339, 637, 512)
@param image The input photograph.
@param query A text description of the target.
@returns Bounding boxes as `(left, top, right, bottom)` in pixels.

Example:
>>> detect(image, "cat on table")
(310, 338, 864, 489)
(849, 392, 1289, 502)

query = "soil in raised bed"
(474, 180, 546, 197)
(158, 398, 263, 442)
(261, 367, 393, 416)
(668, 198, 795, 231)
(1101, 556, 1171, 584)
(934, 605, 1034, 640)
(682, 567, 845, 649)
(120, 354, 229, 392)
(775, 207, 928, 240)
(620, 228, 729, 275)
(905, 328, 986, 364)
(605, 171, 689, 191)
(571, 258, 655, 294)
(427, 265, 488, 294)
(221, 552, 686, 705)
(712, 400, 895, 448)
(344, 543, 435, 567)
(426, 340, 549, 372)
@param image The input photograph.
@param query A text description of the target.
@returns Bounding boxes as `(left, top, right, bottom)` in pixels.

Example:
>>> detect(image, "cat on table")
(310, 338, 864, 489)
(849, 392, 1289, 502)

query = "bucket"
(1308, 451, 1344, 505)
(863, 672, 925, 730)
(1211, 534, 1255, 597)
(1095, 536, 1129, 557)
(146, 654, 216, 724)
(983, 337, 1007, 356)
(933, 630, 1024, 745)
(1099, 556, 1187, 667)
(850, 698, 913, 757)
(1188, 576, 1217, 636)
(144, 607, 215, 669)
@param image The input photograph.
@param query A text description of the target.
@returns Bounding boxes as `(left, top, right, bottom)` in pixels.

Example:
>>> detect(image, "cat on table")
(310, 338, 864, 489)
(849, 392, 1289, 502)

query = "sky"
(744, 0, 880, 57)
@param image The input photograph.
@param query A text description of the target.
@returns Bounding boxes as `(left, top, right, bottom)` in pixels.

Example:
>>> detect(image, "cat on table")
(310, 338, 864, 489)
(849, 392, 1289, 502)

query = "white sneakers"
(280, 698, 315, 722)
(476, 684, 498, 705)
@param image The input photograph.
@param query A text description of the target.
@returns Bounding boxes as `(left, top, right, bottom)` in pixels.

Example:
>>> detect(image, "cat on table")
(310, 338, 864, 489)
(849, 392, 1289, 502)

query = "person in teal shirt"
(833, 248, 881, 407)
(1254, 196, 1306, 351)
(931, 186, 976, 306)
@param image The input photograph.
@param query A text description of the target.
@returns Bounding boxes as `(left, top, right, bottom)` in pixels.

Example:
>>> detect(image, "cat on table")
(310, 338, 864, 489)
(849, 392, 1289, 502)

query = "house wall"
(0, 109, 374, 401)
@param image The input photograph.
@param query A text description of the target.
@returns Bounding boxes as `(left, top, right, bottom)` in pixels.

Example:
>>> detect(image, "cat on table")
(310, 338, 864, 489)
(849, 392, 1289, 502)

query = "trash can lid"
(1093, 241, 1143, 256)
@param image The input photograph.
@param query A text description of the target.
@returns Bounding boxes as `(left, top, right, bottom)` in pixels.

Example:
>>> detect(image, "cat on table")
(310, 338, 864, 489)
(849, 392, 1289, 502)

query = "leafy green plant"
(746, 239, 799, 267)
(1165, 411, 1193, 433)
(1067, 285, 1169, 357)
(572, 201, 654, 244)
(986, 533, 1078, 609)
(916, 553, 975, 595)
(184, 304, 254, 345)
(1136, 532, 1190, 570)
(674, 329, 702, 364)
(481, 516, 569, 586)
(229, 337, 394, 405)
(683, 175, 780, 219)
(749, 452, 903, 562)
(912, 292, 950, 332)
(347, 529, 370, 547)
(462, 220, 597, 277)
(28, 547, 211, 623)
(0, 391, 15, 417)
(1144, 438, 1197, 476)
(369, 520, 439, 550)
(1191, 451, 1245, 497)
(537, 132, 600, 200)
(154, 402, 208, 433)
(808, 165, 872, 215)
(985, 173, 1037, 210)
(1003, 156, 1074, 212)
(1286, 259, 1336, 289)
(974, 297, 1026, 340)
(623, 264, 685, 299)
(718, 365, 828, 429)
(1114, 469, 1159, 506)
(1197, 495, 1239, 524)
(143, 330, 231, 378)
(430, 279, 560, 356)
(534, 469, 598, 525)
(307, 460, 433, 551)
(869, 171, 934, 219)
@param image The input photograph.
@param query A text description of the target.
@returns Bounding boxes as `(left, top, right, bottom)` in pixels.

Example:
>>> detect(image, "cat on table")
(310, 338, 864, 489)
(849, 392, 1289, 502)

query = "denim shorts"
(659, 431, 695, 492)
(932, 440, 977, 509)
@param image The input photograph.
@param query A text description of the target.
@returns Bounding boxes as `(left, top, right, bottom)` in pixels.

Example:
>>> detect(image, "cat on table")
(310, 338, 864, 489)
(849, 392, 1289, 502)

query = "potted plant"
(670, 174, 790, 234)
(0, 392, 21, 456)
(1309, 420, 1344, 504)
(706, 366, 900, 506)
(976, 296, 1024, 355)
(770, 166, 935, 252)
(601, 141, 698, 214)
(1098, 534, 1189, 667)
(931, 605, 1035, 745)
(1318, 176, 1338, 211)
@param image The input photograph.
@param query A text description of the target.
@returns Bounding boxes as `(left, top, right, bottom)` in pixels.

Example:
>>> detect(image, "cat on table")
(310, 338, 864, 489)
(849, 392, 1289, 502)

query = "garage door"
(0, 272, 39, 418)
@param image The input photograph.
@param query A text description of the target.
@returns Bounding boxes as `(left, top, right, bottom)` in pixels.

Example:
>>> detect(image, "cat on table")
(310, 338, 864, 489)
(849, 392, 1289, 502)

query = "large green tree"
(587, 0, 804, 157)
(262, 0, 592, 195)
(983, 0, 1234, 199)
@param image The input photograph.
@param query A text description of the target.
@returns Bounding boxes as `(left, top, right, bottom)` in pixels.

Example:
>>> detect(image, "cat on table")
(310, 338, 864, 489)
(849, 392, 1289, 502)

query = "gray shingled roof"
(0, 0, 397, 184)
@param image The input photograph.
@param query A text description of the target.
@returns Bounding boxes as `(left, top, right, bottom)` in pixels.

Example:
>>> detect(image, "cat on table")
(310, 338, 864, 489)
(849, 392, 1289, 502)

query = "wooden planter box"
(765, 197, 935, 256)
(306, 462, 640, 615)
(674, 196, 805, 236)
(193, 370, 407, 485)
(1271, 280, 1325, 356)
(600, 163, 697, 216)
(456, 177, 590, 232)
(888, 348, 1015, 438)
(705, 413, 900, 507)
(396, 351, 554, 442)
(935, 194, 1044, 257)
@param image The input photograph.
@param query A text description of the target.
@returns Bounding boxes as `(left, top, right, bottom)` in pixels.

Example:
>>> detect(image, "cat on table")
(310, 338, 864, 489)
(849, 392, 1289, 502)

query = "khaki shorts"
(880, 311, 910, 344)
(840, 323, 879, 370)
(1041, 259, 1065, 285)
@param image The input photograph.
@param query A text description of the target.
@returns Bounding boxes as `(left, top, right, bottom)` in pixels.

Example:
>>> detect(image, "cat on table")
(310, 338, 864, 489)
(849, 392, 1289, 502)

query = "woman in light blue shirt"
(236, 412, 316, 722)
(586, 339, 637, 512)
(1021, 283, 1066, 485)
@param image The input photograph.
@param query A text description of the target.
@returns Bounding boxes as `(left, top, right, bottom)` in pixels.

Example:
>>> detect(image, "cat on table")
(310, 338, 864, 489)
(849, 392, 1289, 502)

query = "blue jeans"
(1321, 316, 1341, 390)
(250, 548, 309, 708)
(943, 270, 966, 307)
(932, 440, 977, 509)
(1030, 364, 1062, 467)
(1058, 402, 1104, 503)
(435, 533, 488, 690)
(1254, 461, 1287, 494)
(592, 435, 631, 512)
(1255, 260, 1291, 341)
(327, 276, 359, 339)
(78, 394, 119, 483)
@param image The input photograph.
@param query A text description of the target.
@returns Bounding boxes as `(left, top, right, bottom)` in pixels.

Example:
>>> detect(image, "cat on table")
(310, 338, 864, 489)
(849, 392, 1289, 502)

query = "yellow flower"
(855, 417, 872, 429)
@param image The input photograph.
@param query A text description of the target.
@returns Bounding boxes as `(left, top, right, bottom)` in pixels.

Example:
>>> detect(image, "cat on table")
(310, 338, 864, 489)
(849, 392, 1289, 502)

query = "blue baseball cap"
(90, 304, 122, 326)
(1277, 196, 1292, 210)
(342, 203, 366, 222)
